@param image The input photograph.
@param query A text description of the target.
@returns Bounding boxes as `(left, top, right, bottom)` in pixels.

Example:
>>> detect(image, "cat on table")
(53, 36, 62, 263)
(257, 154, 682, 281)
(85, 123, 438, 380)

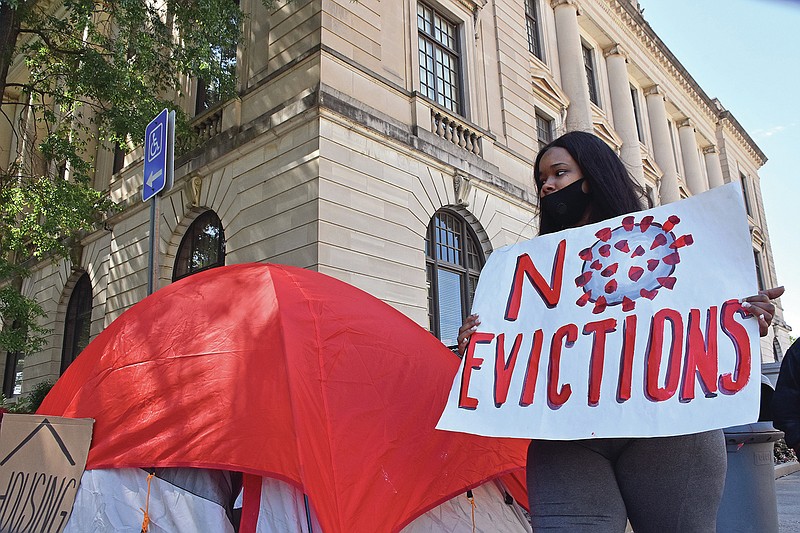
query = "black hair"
(533, 131, 644, 235)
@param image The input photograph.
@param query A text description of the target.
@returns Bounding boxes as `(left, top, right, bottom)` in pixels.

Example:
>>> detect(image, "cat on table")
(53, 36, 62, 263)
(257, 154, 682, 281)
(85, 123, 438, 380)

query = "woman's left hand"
(742, 286, 785, 336)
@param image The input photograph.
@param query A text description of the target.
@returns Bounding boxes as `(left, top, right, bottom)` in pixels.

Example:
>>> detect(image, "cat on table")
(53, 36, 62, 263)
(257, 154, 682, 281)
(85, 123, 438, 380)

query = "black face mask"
(540, 178, 591, 230)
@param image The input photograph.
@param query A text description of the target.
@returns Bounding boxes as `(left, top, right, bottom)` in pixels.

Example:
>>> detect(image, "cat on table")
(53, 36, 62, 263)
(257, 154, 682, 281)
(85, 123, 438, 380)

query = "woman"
(456, 131, 783, 532)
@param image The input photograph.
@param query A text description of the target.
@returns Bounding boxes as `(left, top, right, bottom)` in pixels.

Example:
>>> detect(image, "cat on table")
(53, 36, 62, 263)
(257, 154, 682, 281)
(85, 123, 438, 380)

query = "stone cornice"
(719, 109, 767, 167)
(603, 0, 766, 168)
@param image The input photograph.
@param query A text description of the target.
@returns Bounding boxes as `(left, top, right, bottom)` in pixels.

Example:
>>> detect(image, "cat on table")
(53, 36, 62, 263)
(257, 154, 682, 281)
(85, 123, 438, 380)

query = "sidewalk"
(777, 462, 800, 532)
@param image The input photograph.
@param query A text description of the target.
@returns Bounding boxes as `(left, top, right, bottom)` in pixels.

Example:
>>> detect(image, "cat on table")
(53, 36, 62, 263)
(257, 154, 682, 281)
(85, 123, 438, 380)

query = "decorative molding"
(551, 0, 581, 16)
(702, 145, 718, 155)
(677, 118, 694, 130)
(644, 85, 664, 98)
(531, 66, 570, 113)
(603, 44, 627, 60)
(187, 174, 203, 208)
(454, 170, 472, 206)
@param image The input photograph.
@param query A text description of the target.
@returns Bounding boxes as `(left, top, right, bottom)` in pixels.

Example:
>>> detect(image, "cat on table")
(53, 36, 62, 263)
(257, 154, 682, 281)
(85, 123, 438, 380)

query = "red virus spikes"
(661, 215, 681, 232)
(622, 296, 636, 312)
(657, 276, 677, 289)
(669, 234, 695, 249)
(628, 266, 644, 282)
(601, 263, 619, 277)
(576, 291, 592, 307)
(575, 271, 593, 287)
(599, 244, 611, 257)
(640, 288, 659, 300)
(579, 247, 594, 261)
(614, 239, 629, 253)
(639, 215, 654, 232)
(650, 233, 667, 250)
(663, 252, 681, 266)
(622, 216, 635, 231)
(592, 295, 608, 314)
(591, 259, 603, 271)
(647, 259, 660, 271)
(631, 245, 645, 258)
(596, 227, 613, 242)
(604, 279, 618, 294)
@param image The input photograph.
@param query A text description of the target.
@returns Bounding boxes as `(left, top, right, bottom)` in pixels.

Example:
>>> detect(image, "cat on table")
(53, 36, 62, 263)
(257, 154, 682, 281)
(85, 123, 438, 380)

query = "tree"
(0, 0, 270, 355)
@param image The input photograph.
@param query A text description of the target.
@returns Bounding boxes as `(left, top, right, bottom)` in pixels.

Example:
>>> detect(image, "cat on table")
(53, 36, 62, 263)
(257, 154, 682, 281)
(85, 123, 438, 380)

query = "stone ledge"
(775, 460, 800, 479)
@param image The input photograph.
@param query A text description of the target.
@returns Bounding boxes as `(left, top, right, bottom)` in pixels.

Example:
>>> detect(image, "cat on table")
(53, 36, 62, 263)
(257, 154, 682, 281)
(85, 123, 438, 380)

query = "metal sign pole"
(147, 194, 160, 296)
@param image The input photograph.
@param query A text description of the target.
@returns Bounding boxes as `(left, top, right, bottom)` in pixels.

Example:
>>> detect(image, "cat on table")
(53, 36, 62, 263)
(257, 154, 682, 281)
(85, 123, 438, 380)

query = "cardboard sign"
(0, 414, 93, 533)
(437, 183, 760, 439)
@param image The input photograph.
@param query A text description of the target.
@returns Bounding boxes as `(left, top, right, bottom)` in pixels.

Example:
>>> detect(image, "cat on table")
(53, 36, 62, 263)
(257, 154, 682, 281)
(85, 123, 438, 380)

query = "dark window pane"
(174, 211, 226, 280)
(61, 273, 92, 373)
(583, 44, 599, 106)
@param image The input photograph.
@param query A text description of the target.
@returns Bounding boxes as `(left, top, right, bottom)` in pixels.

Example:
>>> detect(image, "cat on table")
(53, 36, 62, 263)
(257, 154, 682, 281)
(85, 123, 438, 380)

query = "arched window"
(61, 273, 92, 373)
(426, 210, 484, 348)
(173, 210, 226, 281)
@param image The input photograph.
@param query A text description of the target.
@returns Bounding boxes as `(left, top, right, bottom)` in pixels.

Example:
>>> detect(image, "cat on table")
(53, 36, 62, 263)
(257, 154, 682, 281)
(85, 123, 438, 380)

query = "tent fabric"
(38, 263, 528, 533)
(64, 468, 234, 532)
(249, 474, 530, 533)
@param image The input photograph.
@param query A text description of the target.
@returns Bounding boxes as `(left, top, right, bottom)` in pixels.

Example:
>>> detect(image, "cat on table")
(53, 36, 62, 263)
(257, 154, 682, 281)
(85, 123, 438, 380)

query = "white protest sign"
(437, 183, 761, 439)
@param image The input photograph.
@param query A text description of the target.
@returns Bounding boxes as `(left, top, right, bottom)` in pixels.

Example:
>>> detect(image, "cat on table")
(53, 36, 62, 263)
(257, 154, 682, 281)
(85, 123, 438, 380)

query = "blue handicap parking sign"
(143, 109, 170, 201)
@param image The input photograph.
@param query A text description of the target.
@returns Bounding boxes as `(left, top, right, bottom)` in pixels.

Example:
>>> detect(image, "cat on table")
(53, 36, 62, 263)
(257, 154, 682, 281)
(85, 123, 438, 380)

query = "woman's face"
(537, 147, 589, 197)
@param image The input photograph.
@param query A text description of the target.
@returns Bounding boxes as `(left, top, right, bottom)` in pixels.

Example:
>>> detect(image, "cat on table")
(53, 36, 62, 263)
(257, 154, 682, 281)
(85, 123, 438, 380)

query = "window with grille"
(61, 273, 92, 373)
(525, 0, 543, 61)
(426, 210, 484, 348)
(582, 43, 599, 106)
(173, 211, 226, 281)
(418, 3, 462, 114)
(536, 111, 553, 152)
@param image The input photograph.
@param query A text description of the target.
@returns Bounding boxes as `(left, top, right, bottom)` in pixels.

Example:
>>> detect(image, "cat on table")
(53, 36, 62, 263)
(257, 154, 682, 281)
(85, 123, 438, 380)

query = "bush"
(774, 438, 797, 464)
(3, 380, 54, 414)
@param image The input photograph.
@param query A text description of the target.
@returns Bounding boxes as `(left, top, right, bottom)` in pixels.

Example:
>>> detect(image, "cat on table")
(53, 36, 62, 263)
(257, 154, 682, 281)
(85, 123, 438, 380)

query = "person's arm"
(773, 340, 800, 453)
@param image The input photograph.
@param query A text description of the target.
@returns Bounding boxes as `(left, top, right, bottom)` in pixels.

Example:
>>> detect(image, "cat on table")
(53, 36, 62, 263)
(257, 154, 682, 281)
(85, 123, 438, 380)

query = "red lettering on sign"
(583, 318, 617, 407)
(505, 239, 567, 320)
(459, 332, 494, 409)
(617, 315, 637, 402)
(519, 329, 545, 407)
(719, 299, 751, 394)
(494, 333, 524, 407)
(548, 324, 577, 408)
(680, 307, 719, 401)
(645, 308, 683, 402)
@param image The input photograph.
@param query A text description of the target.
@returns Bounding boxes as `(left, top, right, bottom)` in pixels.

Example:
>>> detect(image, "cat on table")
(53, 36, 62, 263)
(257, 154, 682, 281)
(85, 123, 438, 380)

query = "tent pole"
(304, 494, 313, 533)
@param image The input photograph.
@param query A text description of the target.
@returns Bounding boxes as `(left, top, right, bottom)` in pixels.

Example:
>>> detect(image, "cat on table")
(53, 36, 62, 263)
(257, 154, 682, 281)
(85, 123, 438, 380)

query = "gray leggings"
(526, 430, 726, 533)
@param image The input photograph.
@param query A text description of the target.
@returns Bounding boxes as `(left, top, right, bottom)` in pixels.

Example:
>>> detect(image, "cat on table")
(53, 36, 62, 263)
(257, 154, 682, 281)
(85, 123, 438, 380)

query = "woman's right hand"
(456, 314, 481, 356)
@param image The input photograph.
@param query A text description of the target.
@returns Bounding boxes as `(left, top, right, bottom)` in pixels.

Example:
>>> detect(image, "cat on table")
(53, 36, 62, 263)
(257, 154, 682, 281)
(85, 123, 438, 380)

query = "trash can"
(716, 422, 783, 533)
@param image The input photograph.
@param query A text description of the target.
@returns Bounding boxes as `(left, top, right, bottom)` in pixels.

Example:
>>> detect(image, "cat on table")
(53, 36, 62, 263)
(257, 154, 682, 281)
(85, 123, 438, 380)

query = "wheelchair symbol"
(147, 123, 164, 163)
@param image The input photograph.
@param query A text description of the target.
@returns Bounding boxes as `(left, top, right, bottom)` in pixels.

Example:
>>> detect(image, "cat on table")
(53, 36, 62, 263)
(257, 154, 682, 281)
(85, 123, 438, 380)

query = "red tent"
(39, 263, 528, 532)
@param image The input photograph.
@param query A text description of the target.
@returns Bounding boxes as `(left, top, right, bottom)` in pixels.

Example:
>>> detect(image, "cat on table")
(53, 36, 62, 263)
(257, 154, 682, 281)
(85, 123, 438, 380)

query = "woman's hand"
(742, 286, 785, 337)
(456, 314, 481, 356)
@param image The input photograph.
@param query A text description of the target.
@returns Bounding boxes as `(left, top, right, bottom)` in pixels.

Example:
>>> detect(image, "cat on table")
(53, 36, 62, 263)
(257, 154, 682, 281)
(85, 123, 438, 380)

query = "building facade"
(1, 0, 791, 395)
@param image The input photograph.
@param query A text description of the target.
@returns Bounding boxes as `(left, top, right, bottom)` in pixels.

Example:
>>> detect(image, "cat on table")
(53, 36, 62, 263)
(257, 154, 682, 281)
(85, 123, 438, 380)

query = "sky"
(637, 0, 800, 336)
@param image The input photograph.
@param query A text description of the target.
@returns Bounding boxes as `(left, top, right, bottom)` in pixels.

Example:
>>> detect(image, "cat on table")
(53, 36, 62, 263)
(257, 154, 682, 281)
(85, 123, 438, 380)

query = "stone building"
(1, 0, 790, 396)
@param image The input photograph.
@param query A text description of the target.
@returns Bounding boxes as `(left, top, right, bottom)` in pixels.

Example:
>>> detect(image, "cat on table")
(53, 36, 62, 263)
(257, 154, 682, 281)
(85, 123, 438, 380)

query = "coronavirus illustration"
(575, 214, 694, 314)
